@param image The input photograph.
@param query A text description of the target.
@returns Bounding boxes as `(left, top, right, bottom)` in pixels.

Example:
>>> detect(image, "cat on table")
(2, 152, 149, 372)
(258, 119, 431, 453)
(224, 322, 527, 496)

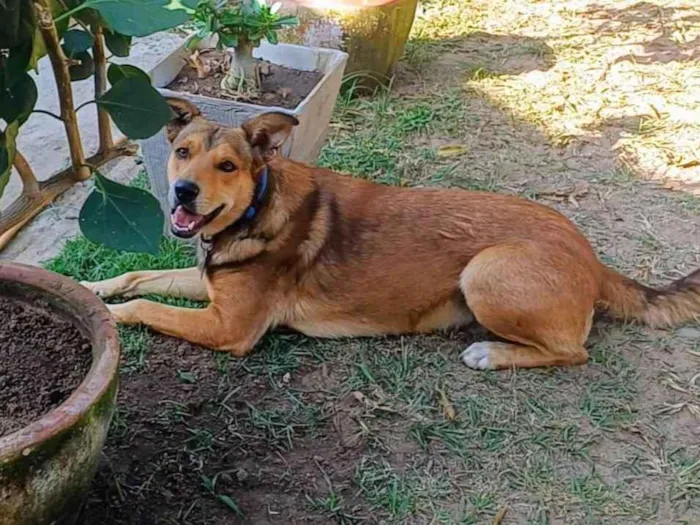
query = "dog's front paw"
(80, 280, 110, 298)
(460, 342, 494, 370)
(80, 277, 131, 299)
(106, 301, 142, 325)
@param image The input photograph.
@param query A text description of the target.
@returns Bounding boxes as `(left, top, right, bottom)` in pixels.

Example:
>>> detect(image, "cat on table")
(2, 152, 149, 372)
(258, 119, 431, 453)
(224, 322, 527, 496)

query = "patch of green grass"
(354, 456, 417, 519)
(319, 89, 468, 187)
(306, 492, 361, 525)
(345, 338, 447, 411)
(118, 325, 150, 374)
(44, 235, 197, 283)
(241, 334, 309, 380)
(354, 455, 453, 521)
(246, 392, 323, 450)
(129, 169, 151, 191)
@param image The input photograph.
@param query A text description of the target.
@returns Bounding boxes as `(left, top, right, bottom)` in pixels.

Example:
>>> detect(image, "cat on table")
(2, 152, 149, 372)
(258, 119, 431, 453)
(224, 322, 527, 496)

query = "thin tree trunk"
(222, 37, 260, 90)
(12, 150, 39, 194)
(33, 0, 90, 181)
(93, 24, 113, 154)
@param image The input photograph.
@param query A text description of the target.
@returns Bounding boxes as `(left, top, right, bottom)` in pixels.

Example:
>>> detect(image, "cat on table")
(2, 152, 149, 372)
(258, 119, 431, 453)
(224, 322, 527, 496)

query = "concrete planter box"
(142, 41, 348, 222)
(0, 263, 120, 525)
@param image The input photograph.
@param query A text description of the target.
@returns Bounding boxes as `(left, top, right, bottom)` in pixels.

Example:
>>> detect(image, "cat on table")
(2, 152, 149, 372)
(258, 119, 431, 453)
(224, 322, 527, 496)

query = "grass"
(48, 1, 700, 523)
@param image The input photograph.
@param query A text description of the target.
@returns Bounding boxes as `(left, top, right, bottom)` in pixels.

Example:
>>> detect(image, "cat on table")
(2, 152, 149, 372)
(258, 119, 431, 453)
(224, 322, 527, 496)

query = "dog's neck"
(200, 157, 316, 273)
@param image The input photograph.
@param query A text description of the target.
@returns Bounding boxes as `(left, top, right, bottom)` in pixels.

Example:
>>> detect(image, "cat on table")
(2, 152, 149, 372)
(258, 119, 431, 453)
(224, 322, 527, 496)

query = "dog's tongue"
(171, 205, 205, 232)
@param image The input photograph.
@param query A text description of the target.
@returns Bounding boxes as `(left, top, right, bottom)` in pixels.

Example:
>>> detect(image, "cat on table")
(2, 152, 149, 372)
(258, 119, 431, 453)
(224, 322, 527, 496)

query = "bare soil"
(168, 50, 323, 110)
(78, 334, 371, 524)
(0, 296, 92, 436)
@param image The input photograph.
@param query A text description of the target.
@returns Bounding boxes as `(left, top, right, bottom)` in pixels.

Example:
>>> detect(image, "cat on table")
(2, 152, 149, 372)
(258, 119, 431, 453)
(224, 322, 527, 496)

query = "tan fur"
(83, 99, 700, 370)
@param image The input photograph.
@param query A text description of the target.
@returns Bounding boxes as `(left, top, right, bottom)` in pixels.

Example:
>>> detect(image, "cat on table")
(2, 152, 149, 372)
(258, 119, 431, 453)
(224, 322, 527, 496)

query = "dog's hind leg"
(459, 241, 598, 370)
(81, 267, 208, 301)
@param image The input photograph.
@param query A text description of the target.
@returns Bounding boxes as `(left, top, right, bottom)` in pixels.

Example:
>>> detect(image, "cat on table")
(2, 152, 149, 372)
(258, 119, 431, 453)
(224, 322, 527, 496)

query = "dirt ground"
(45, 0, 700, 523)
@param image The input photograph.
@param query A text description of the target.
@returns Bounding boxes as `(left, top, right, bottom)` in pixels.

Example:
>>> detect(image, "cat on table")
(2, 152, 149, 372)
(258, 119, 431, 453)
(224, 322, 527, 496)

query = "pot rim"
(0, 262, 120, 461)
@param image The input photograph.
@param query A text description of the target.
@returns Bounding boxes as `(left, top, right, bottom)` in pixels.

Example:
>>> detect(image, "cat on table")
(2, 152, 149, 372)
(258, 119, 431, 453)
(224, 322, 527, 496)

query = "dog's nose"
(174, 180, 199, 205)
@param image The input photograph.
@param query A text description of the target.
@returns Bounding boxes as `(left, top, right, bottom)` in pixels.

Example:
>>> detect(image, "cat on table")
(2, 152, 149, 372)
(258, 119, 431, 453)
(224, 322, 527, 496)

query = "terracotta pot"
(0, 263, 120, 525)
(282, 0, 419, 89)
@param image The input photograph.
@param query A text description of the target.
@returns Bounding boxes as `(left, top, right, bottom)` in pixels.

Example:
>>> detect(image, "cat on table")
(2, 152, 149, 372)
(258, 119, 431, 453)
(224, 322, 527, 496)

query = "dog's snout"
(174, 180, 200, 205)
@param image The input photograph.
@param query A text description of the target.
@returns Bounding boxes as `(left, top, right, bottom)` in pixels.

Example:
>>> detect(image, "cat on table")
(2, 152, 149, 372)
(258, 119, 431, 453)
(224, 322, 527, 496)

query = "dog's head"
(163, 98, 298, 239)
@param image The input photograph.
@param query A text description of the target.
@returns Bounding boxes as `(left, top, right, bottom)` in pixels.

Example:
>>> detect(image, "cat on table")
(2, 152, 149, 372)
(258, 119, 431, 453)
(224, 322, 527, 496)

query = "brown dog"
(82, 98, 700, 370)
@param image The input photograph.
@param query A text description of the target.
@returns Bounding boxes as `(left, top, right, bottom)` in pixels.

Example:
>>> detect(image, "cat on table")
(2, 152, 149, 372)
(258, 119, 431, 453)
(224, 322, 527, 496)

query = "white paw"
(106, 302, 137, 324)
(460, 342, 494, 370)
(80, 280, 122, 299)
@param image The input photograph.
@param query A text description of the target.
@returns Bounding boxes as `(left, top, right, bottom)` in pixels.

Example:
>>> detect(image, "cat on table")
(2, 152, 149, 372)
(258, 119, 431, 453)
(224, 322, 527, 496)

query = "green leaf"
(64, 49, 95, 81)
(62, 29, 95, 55)
(218, 32, 238, 48)
(6, 41, 33, 83)
(0, 0, 33, 48)
(97, 77, 172, 139)
(80, 0, 194, 37)
(79, 172, 163, 254)
(0, 73, 38, 125)
(0, 122, 20, 198)
(104, 30, 132, 57)
(217, 495, 243, 515)
(185, 34, 204, 50)
(107, 63, 150, 86)
(177, 370, 196, 383)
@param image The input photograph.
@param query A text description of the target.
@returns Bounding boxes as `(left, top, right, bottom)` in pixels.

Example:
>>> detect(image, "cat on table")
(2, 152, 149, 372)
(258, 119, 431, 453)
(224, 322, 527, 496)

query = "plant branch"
(0, 140, 138, 251)
(12, 150, 40, 194)
(31, 109, 64, 122)
(34, 0, 90, 181)
(75, 100, 96, 113)
(92, 24, 113, 154)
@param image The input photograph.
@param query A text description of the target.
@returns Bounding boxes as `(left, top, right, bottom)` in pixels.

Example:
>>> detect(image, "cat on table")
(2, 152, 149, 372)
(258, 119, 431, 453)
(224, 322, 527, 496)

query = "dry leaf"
(436, 387, 456, 421)
(437, 144, 468, 158)
(493, 506, 507, 525)
(186, 50, 211, 79)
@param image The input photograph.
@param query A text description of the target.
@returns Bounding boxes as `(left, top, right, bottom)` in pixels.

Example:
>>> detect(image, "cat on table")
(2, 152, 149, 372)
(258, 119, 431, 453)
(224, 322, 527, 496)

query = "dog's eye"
(175, 147, 189, 159)
(218, 161, 236, 173)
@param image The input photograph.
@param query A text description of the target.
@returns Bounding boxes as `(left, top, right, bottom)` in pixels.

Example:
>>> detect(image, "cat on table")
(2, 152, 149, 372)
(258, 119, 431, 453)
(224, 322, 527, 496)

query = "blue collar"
(200, 165, 270, 269)
(239, 164, 269, 224)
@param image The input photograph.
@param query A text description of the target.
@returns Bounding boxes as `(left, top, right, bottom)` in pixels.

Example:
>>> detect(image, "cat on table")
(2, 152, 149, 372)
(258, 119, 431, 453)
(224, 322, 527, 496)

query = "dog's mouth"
(170, 205, 224, 238)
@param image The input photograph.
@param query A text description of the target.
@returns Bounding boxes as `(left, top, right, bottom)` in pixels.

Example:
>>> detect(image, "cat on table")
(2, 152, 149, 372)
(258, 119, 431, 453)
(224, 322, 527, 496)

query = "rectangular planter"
(142, 41, 348, 223)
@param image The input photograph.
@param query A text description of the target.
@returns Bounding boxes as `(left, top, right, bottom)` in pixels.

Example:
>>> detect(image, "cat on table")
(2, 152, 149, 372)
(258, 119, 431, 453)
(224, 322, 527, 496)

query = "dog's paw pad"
(460, 342, 493, 370)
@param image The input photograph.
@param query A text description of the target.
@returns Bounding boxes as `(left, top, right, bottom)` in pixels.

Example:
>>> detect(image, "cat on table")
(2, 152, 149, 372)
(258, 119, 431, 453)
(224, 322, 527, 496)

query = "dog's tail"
(599, 266, 700, 327)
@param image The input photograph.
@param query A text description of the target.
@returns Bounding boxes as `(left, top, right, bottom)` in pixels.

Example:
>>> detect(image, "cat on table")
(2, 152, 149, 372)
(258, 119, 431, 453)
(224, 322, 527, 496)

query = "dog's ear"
(165, 98, 201, 143)
(241, 112, 299, 160)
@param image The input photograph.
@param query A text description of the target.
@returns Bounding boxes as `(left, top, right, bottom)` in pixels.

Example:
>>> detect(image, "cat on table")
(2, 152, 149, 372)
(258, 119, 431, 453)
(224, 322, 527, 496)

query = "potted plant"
(141, 0, 348, 221)
(0, 262, 120, 525)
(280, 0, 420, 91)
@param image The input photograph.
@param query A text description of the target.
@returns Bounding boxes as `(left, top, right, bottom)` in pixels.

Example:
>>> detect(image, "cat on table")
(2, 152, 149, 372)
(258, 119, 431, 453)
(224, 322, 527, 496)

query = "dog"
(81, 98, 700, 371)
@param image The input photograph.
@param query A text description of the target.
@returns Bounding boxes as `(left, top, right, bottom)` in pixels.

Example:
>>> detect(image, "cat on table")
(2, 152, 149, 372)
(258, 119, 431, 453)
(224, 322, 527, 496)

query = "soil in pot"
(167, 49, 323, 110)
(0, 296, 92, 436)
